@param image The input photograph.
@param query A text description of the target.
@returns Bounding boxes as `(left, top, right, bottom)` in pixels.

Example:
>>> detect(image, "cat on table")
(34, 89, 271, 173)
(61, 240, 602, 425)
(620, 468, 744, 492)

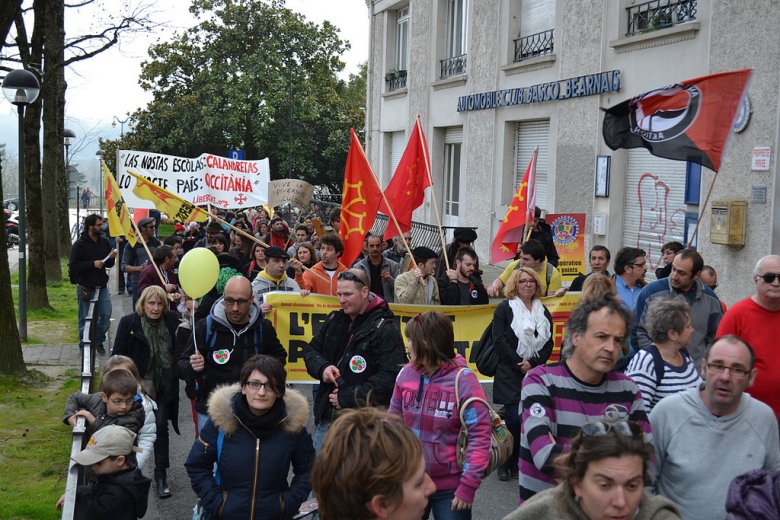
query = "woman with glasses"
(504, 406, 681, 520)
(112, 285, 180, 498)
(492, 267, 553, 481)
(186, 355, 315, 519)
(626, 296, 701, 413)
(389, 311, 492, 519)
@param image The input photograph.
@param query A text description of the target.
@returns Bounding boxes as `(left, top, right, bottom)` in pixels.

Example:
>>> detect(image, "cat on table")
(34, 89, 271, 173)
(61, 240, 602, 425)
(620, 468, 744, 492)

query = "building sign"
(457, 70, 621, 112)
(751, 147, 771, 172)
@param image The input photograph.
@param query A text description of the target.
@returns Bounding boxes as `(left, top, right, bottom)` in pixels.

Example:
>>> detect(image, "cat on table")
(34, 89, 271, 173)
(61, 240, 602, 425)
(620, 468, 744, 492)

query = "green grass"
(11, 260, 79, 345)
(0, 370, 80, 519)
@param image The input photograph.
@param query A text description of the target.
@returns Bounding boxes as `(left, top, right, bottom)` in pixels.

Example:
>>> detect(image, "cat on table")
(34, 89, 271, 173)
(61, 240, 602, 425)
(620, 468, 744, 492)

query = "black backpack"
(472, 321, 498, 377)
(617, 344, 690, 388)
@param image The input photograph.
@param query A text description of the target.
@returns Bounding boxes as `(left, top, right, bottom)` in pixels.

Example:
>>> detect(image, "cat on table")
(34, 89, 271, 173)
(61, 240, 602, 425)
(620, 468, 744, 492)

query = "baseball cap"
(71, 425, 141, 466)
(264, 246, 289, 259)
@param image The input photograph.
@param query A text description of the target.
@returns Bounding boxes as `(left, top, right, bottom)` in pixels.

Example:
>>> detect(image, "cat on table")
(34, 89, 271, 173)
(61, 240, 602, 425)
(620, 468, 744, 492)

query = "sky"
(0, 0, 369, 188)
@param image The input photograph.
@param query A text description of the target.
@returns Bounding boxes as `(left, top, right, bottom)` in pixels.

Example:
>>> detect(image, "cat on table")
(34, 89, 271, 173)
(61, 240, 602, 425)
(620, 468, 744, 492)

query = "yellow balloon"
(179, 247, 219, 299)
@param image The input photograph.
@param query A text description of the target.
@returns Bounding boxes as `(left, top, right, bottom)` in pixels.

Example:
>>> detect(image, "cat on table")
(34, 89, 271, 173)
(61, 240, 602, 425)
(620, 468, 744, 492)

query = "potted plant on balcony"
(385, 68, 397, 82)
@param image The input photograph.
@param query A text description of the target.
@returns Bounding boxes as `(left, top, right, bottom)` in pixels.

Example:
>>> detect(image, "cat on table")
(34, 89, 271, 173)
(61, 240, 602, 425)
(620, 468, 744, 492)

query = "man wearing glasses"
(612, 247, 648, 312)
(121, 217, 161, 307)
(178, 275, 286, 433)
(716, 255, 780, 417)
(303, 268, 405, 451)
(632, 248, 723, 365)
(650, 335, 780, 520)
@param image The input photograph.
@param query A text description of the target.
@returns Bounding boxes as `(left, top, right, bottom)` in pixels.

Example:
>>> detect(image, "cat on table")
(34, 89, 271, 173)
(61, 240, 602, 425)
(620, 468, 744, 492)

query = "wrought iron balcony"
(626, 0, 697, 36)
(385, 70, 407, 91)
(513, 29, 555, 62)
(440, 54, 467, 79)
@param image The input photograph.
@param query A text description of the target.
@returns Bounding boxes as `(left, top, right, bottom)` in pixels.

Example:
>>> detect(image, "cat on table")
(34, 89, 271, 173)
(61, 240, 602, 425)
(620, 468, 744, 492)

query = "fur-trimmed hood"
(206, 384, 309, 436)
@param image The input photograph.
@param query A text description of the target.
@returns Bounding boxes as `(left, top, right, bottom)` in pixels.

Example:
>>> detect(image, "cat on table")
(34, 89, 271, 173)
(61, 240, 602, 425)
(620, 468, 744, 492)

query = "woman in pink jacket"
(389, 311, 492, 520)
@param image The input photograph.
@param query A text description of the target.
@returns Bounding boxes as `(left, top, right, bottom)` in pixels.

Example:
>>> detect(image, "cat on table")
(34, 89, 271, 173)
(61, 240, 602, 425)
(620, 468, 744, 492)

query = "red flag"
(379, 118, 432, 240)
(339, 129, 383, 267)
(491, 149, 537, 263)
(603, 69, 752, 172)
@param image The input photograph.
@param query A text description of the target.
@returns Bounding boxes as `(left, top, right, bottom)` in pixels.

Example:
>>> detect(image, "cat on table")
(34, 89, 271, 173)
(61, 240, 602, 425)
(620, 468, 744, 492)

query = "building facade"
(365, 0, 779, 304)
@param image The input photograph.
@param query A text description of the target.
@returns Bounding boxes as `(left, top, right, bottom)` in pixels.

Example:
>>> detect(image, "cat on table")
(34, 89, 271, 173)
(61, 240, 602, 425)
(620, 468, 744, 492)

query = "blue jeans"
(77, 286, 111, 346)
(423, 489, 472, 520)
(312, 420, 332, 453)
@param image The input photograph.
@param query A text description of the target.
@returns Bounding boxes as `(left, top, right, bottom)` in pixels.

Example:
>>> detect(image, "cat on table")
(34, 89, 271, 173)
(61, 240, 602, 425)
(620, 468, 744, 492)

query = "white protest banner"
(116, 150, 270, 209)
(268, 179, 315, 209)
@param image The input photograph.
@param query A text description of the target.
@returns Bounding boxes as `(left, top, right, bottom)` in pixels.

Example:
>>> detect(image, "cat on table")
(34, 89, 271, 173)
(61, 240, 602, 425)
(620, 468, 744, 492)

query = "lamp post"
(112, 113, 131, 137)
(2, 69, 41, 342)
(64, 128, 76, 223)
(95, 149, 104, 216)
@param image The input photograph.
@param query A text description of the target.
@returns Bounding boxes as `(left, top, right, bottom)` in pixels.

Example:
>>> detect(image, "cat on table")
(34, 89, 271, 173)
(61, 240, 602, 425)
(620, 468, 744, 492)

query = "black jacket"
(112, 311, 181, 434)
(74, 465, 151, 520)
(185, 386, 314, 520)
(69, 231, 115, 289)
(303, 295, 406, 424)
(177, 298, 287, 414)
(438, 276, 489, 305)
(491, 300, 554, 404)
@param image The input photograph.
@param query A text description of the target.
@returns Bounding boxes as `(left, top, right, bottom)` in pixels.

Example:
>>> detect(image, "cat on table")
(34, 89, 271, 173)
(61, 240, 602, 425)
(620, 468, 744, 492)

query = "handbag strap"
(454, 368, 490, 423)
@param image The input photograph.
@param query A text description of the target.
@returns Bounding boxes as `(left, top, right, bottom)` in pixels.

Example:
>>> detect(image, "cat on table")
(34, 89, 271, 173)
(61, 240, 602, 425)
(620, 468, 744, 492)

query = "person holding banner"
(122, 217, 161, 307)
(251, 246, 304, 314)
(439, 247, 489, 306)
(395, 247, 441, 305)
(492, 268, 553, 482)
(295, 234, 348, 296)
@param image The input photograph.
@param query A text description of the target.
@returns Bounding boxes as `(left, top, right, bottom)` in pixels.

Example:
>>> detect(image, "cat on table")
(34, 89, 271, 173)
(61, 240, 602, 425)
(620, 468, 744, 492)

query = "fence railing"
(626, 0, 697, 36)
(440, 54, 467, 79)
(386, 70, 408, 91)
(370, 214, 477, 256)
(513, 29, 555, 62)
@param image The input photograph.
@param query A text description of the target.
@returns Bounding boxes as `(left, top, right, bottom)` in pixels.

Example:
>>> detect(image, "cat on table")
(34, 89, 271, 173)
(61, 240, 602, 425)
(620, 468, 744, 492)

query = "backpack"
(617, 344, 691, 388)
(473, 321, 498, 377)
(203, 314, 263, 354)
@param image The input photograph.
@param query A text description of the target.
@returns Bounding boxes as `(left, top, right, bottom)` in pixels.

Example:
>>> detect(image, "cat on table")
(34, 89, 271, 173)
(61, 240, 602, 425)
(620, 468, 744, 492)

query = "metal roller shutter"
(444, 127, 463, 143)
(391, 131, 405, 174)
(515, 120, 550, 210)
(520, 0, 555, 37)
(622, 149, 688, 278)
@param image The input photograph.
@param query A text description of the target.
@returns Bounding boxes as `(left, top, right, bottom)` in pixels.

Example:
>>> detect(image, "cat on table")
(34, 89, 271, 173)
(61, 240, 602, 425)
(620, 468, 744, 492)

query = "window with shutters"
(440, 0, 468, 78)
(388, 6, 409, 91)
(514, 0, 555, 62)
(514, 120, 550, 210)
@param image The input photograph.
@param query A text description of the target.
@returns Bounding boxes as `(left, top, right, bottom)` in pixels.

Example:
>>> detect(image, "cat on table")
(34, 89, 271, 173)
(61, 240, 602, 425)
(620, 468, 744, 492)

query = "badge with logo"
(213, 349, 232, 365)
(470, 289, 478, 299)
(530, 403, 546, 417)
(350, 355, 367, 373)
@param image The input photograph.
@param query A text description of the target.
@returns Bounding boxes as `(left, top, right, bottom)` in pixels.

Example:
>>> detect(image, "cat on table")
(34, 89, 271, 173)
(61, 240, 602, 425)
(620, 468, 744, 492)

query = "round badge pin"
(349, 355, 367, 373)
(212, 349, 231, 365)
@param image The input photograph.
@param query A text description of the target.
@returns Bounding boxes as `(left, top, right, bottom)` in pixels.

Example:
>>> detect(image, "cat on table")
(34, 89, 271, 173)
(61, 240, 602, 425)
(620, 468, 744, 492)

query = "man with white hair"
(716, 254, 780, 417)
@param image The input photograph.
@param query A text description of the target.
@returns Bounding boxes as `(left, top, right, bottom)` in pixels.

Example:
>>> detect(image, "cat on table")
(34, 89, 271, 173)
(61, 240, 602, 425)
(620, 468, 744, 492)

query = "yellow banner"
(265, 292, 581, 383)
(103, 162, 137, 246)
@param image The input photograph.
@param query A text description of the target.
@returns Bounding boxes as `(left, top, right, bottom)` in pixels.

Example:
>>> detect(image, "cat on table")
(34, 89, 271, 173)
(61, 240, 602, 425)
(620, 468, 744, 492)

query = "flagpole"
(128, 218, 168, 289)
(688, 169, 720, 248)
(415, 115, 450, 271)
(523, 147, 539, 245)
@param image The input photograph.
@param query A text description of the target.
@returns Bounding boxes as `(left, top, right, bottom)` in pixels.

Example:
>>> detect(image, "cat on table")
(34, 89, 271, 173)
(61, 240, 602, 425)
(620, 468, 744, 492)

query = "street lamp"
(112, 113, 131, 137)
(95, 149, 104, 216)
(64, 128, 76, 222)
(2, 68, 41, 343)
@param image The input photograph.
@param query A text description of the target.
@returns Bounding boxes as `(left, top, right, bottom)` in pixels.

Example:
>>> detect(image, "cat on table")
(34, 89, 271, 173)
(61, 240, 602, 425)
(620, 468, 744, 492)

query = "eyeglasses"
(757, 273, 780, 284)
(338, 271, 366, 286)
(631, 262, 647, 268)
(706, 363, 750, 378)
(580, 405, 634, 437)
(224, 297, 251, 306)
(245, 380, 273, 392)
(518, 279, 537, 286)
(109, 397, 135, 407)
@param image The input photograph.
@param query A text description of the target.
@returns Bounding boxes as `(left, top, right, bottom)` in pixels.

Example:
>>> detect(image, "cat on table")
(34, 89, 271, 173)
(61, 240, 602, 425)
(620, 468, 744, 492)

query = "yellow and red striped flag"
(103, 162, 137, 246)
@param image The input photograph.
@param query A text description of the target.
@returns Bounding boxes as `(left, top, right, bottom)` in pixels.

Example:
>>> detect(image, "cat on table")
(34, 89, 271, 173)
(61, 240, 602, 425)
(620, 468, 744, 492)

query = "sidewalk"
(22, 343, 81, 377)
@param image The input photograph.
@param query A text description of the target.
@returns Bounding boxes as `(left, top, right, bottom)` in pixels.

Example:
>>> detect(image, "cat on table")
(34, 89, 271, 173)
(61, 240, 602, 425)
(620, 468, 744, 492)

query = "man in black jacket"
(303, 268, 406, 451)
(69, 213, 116, 354)
(177, 275, 286, 434)
(438, 246, 489, 305)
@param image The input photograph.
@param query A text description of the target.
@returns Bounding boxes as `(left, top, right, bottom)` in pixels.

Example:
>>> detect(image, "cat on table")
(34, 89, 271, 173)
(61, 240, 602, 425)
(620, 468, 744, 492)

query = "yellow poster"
(265, 292, 581, 383)
(547, 213, 587, 284)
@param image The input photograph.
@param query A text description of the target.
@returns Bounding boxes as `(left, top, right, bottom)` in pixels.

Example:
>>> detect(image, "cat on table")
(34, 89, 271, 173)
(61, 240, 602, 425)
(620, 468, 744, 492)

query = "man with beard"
(395, 247, 440, 305)
(354, 234, 400, 303)
(438, 247, 488, 305)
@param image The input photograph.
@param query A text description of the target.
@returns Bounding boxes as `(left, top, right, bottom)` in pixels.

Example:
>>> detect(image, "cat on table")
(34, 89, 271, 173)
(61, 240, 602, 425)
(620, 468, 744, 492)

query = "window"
(444, 143, 462, 217)
(396, 7, 409, 72)
(626, 0, 697, 37)
(440, 0, 468, 78)
(514, 0, 555, 62)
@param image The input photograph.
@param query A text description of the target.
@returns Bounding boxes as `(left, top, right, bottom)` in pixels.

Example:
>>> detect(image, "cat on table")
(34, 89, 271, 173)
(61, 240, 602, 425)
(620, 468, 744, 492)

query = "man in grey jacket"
(650, 335, 780, 520)
(251, 246, 304, 314)
(354, 234, 399, 303)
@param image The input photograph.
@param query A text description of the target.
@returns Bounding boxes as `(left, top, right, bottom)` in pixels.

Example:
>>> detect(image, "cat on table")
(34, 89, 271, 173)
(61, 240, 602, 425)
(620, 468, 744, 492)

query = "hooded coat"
(185, 386, 314, 520)
(74, 465, 152, 520)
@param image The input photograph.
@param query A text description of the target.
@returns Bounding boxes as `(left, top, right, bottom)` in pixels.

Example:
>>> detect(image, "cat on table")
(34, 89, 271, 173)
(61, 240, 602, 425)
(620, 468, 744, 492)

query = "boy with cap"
(395, 246, 440, 304)
(56, 425, 152, 520)
(251, 246, 306, 314)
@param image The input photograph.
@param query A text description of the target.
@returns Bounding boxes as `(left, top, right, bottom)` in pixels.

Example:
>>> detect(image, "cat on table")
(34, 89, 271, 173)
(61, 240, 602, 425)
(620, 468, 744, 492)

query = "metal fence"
(513, 29, 555, 62)
(626, 0, 697, 36)
(369, 214, 476, 255)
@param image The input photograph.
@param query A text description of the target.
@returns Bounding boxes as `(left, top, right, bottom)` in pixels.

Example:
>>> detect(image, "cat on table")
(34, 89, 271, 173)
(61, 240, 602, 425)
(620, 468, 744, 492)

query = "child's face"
(102, 392, 135, 416)
(91, 455, 126, 476)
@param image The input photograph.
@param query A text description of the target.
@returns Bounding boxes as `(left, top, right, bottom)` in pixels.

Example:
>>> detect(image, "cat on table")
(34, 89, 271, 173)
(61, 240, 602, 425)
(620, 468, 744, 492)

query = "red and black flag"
(602, 69, 751, 172)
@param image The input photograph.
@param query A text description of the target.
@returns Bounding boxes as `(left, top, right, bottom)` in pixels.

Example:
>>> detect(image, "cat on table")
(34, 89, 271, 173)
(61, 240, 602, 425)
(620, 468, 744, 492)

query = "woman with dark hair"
(185, 355, 314, 519)
(287, 241, 317, 279)
(210, 233, 230, 255)
(229, 233, 253, 272)
(112, 285, 180, 498)
(246, 241, 267, 281)
(389, 311, 492, 519)
(492, 267, 553, 481)
(504, 406, 681, 520)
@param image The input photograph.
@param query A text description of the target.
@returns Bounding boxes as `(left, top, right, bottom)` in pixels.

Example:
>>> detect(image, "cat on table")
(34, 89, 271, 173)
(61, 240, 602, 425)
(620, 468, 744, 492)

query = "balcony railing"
(513, 29, 555, 62)
(440, 54, 467, 79)
(385, 70, 407, 91)
(626, 0, 697, 36)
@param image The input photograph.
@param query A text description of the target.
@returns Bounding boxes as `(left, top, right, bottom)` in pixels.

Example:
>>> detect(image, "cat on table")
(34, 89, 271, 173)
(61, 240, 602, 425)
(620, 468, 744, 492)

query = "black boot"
(155, 469, 172, 498)
(497, 462, 511, 481)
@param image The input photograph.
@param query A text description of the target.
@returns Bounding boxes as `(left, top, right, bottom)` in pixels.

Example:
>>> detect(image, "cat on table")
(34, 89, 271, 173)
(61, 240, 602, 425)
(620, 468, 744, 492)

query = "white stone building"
(364, 0, 779, 304)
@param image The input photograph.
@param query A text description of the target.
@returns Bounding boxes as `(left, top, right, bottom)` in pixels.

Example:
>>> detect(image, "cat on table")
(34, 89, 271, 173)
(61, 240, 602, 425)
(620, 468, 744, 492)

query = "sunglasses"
(580, 405, 635, 437)
(758, 273, 780, 284)
(338, 271, 366, 286)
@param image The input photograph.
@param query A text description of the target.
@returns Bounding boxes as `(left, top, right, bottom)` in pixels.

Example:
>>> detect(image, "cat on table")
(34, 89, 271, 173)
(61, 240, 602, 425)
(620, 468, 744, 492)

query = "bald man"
(177, 275, 286, 433)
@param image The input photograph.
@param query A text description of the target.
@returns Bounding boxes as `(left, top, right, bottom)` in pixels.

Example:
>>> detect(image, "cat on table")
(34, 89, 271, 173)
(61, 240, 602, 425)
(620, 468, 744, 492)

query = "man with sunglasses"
(178, 275, 286, 432)
(716, 255, 780, 417)
(303, 268, 405, 451)
(631, 248, 723, 365)
(121, 217, 161, 307)
(650, 335, 780, 520)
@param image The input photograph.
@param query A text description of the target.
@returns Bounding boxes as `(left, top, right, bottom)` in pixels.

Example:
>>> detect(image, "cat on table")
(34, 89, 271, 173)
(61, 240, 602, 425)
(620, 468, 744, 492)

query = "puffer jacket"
(176, 298, 287, 414)
(388, 355, 492, 504)
(185, 386, 315, 520)
(303, 294, 406, 424)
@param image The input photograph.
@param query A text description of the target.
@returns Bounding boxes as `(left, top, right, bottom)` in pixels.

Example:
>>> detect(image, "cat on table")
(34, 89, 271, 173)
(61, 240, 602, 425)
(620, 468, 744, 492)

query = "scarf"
(508, 297, 551, 359)
(234, 393, 286, 439)
(140, 315, 174, 401)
